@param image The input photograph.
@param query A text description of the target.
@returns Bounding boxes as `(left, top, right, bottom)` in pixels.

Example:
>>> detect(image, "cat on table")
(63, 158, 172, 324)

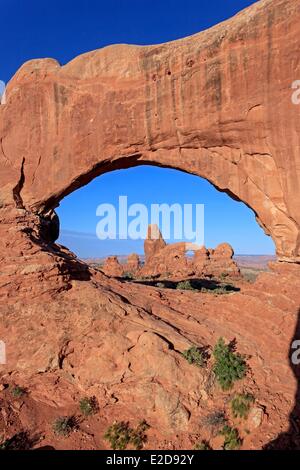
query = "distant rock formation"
(102, 225, 240, 279)
(0, 0, 300, 450)
(1, 0, 300, 301)
(141, 225, 240, 278)
(102, 256, 124, 277)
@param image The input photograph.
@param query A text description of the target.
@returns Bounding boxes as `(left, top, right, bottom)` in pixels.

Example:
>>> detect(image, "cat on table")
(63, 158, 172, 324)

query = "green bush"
(79, 397, 98, 417)
(182, 346, 206, 368)
(130, 421, 150, 450)
(220, 425, 242, 450)
(200, 286, 231, 295)
(176, 280, 195, 291)
(231, 393, 254, 419)
(104, 420, 149, 450)
(194, 440, 212, 450)
(213, 338, 247, 391)
(53, 416, 76, 437)
(11, 386, 26, 398)
(123, 272, 134, 280)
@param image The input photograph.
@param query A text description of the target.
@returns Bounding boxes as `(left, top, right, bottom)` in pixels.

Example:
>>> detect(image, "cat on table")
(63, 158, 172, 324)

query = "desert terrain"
(1, 0, 300, 451)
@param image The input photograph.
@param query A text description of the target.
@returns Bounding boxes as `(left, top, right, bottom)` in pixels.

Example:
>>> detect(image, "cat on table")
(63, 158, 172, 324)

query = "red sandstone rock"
(102, 256, 124, 277)
(213, 243, 234, 259)
(0, 0, 300, 268)
(141, 225, 240, 279)
(0, 0, 300, 451)
(144, 225, 166, 263)
(125, 253, 140, 273)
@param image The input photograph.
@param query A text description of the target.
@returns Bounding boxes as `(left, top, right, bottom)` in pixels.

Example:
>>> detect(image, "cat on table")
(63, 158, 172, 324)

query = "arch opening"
(56, 165, 275, 281)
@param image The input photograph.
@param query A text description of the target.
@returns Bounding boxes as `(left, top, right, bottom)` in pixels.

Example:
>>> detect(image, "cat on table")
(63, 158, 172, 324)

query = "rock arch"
(0, 0, 300, 299)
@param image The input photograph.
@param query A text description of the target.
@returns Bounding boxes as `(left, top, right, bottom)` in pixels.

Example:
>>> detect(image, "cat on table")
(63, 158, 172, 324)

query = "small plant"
(231, 393, 254, 419)
(182, 346, 207, 368)
(219, 425, 242, 450)
(104, 420, 149, 450)
(176, 280, 195, 291)
(130, 420, 150, 450)
(79, 397, 98, 417)
(53, 416, 76, 437)
(194, 440, 212, 450)
(220, 272, 229, 280)
(123, 272, 134, 280)
(213, 338, 247, 391)
(203, 410, 227, 430)
(11, 386, 26, 398)
(104, 422, 131, 450)
(200, 286, 232, 295)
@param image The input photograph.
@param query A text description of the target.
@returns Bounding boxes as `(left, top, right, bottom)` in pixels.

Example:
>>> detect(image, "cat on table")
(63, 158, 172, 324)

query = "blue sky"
(1, 0, 275, 257)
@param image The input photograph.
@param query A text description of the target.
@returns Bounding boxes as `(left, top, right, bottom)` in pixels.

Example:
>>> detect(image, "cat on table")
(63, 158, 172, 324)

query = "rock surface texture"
(1, 0, 300, 272)
(0, 0, 300, 451)
(102, 225, 240, 279)
(142, 225, 240, 278)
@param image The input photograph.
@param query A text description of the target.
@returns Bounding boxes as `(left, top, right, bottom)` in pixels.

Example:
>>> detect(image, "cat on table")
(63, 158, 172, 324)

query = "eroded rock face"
(102, 256, 124, 277)
(0, 0, 299, 302)
(0, 0, 300, 282)
(0, 0, 300, 449)
(126, 253, 140, 273)
(144, 225, 167, 263)
(140, 225, 240, 278)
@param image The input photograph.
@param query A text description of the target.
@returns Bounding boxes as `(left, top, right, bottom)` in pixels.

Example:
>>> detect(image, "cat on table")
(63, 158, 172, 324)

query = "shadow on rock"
(264, 307, 300, 449)
(129, 277, 240, 293)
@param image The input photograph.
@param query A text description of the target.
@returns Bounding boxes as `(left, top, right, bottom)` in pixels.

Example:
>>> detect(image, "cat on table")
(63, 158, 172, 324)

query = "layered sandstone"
(140, 225, 240, 278)
(0, 0, 300, 451)
(0, 0, 300, 288)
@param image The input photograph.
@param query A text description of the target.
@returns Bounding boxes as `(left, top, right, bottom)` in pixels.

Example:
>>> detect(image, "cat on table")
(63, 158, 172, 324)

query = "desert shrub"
(213, 338, 247, 391)
(123, 272, 134, 280)
(200, 286, 232, 295)
(194, 440, 212, 450)
(104, 422, 131, 450)
(104, 420, 149, 450)
(220, 272, 229, 280)
(182, 346, 207, 368)
(176, 280, 195, 291)
(130, 420, 150, 450)
(53, 416, 76, 437)
(11, 386, 26, 398)
(203, 410, 227, 430)
(79, 397, 98, 417)
(219, 425, 242, 450)
(231, 393, 254, 419)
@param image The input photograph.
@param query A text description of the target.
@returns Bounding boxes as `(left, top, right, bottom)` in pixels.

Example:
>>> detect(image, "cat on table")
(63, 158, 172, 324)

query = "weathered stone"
(102, 256, 124, 277)
(125, 253, 140, 273)
(140, 225, 240, 279)
(0, 0, 300, 288)
(0, 0, 300, 450)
